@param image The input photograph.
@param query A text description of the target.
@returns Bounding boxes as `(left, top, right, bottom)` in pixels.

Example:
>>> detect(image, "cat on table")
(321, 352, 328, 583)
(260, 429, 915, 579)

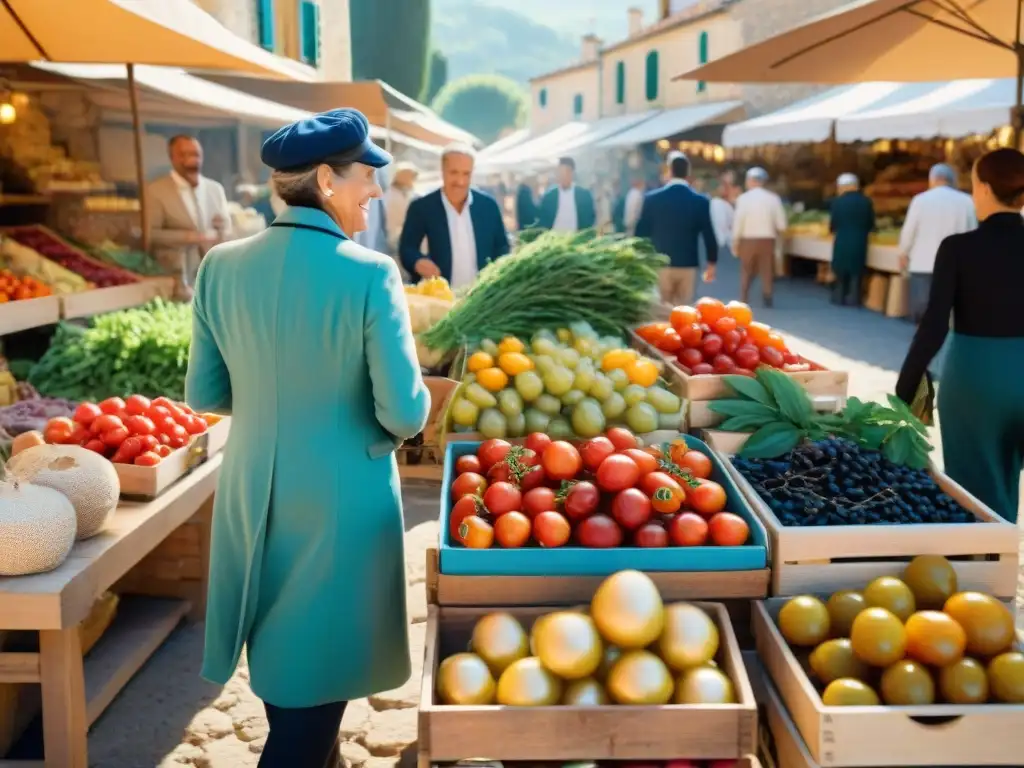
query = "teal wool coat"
(185, 205, 431, 708)
(829, 190, 876, 276)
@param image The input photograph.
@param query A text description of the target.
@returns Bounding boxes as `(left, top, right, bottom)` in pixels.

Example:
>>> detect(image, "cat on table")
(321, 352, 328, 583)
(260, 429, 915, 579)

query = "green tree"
(431, 74, 528, 144)
(350, 0, 431, 99)
(421, 50, 448, 104)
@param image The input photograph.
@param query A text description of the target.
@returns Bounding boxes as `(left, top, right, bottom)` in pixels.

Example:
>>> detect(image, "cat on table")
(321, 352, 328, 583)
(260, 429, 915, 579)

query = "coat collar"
(272, 205, 349, 240)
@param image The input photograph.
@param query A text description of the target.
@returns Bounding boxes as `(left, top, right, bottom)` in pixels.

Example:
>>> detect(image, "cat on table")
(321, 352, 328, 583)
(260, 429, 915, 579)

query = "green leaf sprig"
(707, 369, 933, 468)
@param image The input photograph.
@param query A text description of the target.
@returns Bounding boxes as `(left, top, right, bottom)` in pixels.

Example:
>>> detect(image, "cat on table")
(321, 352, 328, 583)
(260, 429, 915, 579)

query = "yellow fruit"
(880, 660, 935, 705)
(532, 611, 603, 680)
(591, 570, 665, 649)
(943, 592, 1016, 658)
(657, 603, 719, 672)
(809, 638, 870, 684)
(904, 610, 966, 667)
(987, 651, 1024, 703)
(863, 576, 916, 622)
(436, 653, 496, 705)
(778, 596, 831, 647)
(600, 349, 636, 371)
(497, 336, 525, 355)
(822, 678, 880, 706)
(476, 367, 509, 392)
(939, 657, 989, 704)
(850, 607, 906, 667)
(498, 352, 534, 376)
(606, 650, 674, 705)
(470, 612, 529, 676)
(826, 590, 866, 638)
(561, 677, 609, 706)
(625, 358, 659, 388)
(467, 351, 494, 373)
(495, 657, 562, 706)
(674, 666, 735, 704)
(901, 554, 958, 609)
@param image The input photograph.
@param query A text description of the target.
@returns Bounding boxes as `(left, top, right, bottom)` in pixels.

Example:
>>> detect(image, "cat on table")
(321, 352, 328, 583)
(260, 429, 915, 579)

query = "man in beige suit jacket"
(147, 135, 232, 298)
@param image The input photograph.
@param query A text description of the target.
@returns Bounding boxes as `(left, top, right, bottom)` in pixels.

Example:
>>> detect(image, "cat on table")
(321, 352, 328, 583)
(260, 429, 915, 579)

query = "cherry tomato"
(620, 448, 658, 476)
(651, 485, 683, 514)
(117, 436, 145, 461)
(702, 334, 724, 358)
(668, 512, 709, 546)
(611, 488, 652, 530)
(477, 438, 513, 471)
(522, 487, 557, 518)
(125, 415, 156, 436)
(713, 316, 738, 334)
(712, 354, 736, 374)
(99, 397, 126, 416)
(138, 434, 160, 453)
(488, 449, 539, 484)
(167, 424, 190, 448)
(691, 363, 714, 375)
(180, 415, 207, 435)
(101, 426, 130, 448)
(563, 480, 600, 522)
(689, 480, 728, 517)
(678, 347, 703, 368)
(677, 450, 713, 480)
(658, 329, 682, 353)
(459, 516, 494, 549)
(73, 402, 102, 426)
(580, 436, 615, 472)
(147, 405, 173, 423)
(640, 471, 686, 504)
(605, 427, 638, 451)
(518, 465, 546, 491)
(533, 511, 571, 548)
(43, 417, 75, 444)
(678, 322, 703, 347)
(156, 444, 173, 458)
(455, 454, 482, 475)
(156, 416, 178, 435)
(451, 471, 487, 499)
(483, 481, 522, 517)
(134, 451, 162, 466)
(524, 432, 552, 456)
(708, 512, 750, 546)
(69, 424, 89, 445)
(450, 495, 481, 541)
(494, 511, 532, 548)
(722, 329, 743, 354)
(734, 345, 761, 370)
(760, 345, 785, 368)
(541, 441, 582, 481)
(575, 514, 623, 548)
(124, 394, 152, 416)
(152, 396, 176, 410)
(83, 439, 107, 455)
(596, 453, 640, 492)
(669, 304, 700, 330)
(91, 414, 125, 435)
(634, 522, 669, 548)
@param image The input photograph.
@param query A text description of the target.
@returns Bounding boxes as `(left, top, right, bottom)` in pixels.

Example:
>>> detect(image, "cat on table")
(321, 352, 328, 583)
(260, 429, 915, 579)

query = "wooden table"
(0, 454, 221, 768)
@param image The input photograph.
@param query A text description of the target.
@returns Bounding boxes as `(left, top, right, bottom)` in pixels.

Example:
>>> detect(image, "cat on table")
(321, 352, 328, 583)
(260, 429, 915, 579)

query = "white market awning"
(723, 83, 904, 147)
(835, 79, 1014, 142)
(597, 100, 745, 148)
(476, 122, 591, 170)
(478, 128, 532, 160)
(556, 110, 660, 153)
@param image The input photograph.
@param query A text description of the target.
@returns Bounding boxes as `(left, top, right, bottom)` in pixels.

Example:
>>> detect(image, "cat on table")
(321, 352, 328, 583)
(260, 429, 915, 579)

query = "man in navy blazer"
(400, 144, 510, 288)
(537, 157, 596, 231)
(635, 152, 717, 305)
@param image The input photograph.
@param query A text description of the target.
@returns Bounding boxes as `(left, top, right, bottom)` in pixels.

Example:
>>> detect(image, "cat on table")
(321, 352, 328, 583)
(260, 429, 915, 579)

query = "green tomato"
(571, 398, 607, 438)
(557, 347, 581, 370)
(531, 337, 560, 356)
(646, 387, 682, 415)
(625, 402, 659, 434)
(569, 321, 597, 340)
(497, 389, 524, 418)
(623, 384, 648, 406)
(589, 373, 614, 401)
(600, 391, 627, 420)
(534, 354, 556, 374)
(506, 411, 527, 437)
(561, 389, 586, 407)
(543, 366, 575, 396)
(547, 416, 574, 440)
(532, 328, 556, 343)
(479, 338, 499, 357)
(477, 408, 508, 439)
(607, 368, 630, 391)
(534, 393, 563, 416)
(464, 382, 497, 409)
(514, 371, 544, 401)
(573, 336, 598, 358)
(524, 408, 551, 434)
(573, 358, 596, 392)
(556, 327, 572, 343)
(450, 397, 480, 427)
(658, 407, 684, 431)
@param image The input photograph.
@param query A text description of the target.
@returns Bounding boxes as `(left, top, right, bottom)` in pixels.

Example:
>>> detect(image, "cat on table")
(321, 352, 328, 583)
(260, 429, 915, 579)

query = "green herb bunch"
(707, 367, 933, 469)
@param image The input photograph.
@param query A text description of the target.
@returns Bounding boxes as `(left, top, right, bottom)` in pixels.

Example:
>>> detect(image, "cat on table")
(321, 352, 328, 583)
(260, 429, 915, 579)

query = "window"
(645, 50, 659, 102)
(299, 0, 320, 67)
(573, 93, 584, 116)
(697, 31, 709, 93)
(257, 0, 275, 51)
(615, 61, 625, 105)
(539, 88, 547, 108)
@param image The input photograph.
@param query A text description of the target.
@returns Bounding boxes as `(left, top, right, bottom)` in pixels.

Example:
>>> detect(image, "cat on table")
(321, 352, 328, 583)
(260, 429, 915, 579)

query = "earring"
(324, 189, 334, 198)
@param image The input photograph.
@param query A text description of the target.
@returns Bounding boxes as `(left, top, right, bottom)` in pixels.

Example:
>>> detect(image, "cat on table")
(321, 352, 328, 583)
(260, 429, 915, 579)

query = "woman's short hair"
(271, 141, 380, 209)
(975, 148, 1024, 208)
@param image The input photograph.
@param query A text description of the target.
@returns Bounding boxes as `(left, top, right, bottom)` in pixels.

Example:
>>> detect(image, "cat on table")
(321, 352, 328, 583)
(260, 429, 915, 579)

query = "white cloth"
(732, 187, 786, 245)
(443, 190, 478, 289)
(898, 185, 977, 274)
(624, 187, 645, 234)
(170, 171, 231, 237)
(384, 186, 416, 252)
(552, 185, 579, 232)
(710, 196, 735, 247)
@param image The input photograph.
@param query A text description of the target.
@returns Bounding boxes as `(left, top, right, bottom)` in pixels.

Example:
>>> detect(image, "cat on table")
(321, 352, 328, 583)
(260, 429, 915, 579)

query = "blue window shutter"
(573, 93, 583, 116)
(257, 0, 275, 51)
(539, 88, 547, 108)
(300, 1, 320, 67)
(615, 61, 625, 105)
(697, 31, 708, 93)
(645, 51, 659, 102)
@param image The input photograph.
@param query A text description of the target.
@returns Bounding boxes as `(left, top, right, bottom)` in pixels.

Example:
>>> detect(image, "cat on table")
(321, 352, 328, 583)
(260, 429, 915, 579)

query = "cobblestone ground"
(88, 260, 1023, 766)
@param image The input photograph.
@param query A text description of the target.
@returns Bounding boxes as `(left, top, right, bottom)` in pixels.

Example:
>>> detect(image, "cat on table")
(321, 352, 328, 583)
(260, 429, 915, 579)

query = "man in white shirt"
(732, 167, 787, 307)
(147, 135, 232, 298)
(898, 163, 977, 322)
(623, 173, 646, 235)
(710, 170, 737, 257)
(538, 157, 596, 232)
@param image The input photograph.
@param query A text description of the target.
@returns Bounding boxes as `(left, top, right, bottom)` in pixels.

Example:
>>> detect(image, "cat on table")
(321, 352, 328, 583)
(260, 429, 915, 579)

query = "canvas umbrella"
(1, 0, 313, 248)
(676, 0, 1024, 144)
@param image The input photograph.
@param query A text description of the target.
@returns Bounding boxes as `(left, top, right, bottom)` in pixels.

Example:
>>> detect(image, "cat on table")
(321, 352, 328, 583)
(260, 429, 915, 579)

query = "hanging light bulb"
(0, 102, 16, 125)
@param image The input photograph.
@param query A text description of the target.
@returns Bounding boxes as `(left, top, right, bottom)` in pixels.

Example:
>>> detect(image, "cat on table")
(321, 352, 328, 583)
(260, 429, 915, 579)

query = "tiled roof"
(529, 58, 600, 84)
(602, 0, 736, 55)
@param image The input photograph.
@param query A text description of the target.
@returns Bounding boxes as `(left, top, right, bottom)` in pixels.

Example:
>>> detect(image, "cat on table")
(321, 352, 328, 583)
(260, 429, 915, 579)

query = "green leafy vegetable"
(740, 422, 803, 458)
(722, 374, 776, 408)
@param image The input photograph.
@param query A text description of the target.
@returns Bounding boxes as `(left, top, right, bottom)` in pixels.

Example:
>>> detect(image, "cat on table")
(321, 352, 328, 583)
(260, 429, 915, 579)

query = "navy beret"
(261, 107, 392, 171)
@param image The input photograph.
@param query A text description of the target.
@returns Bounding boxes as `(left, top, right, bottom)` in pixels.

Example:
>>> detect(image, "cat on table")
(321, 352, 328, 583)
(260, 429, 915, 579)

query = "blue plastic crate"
(438, 434, 768, 576)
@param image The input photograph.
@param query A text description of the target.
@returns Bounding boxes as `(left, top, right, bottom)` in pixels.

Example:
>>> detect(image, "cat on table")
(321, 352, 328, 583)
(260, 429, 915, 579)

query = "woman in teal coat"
(185, 108, 431, 767)
(829, 173, 875, 306)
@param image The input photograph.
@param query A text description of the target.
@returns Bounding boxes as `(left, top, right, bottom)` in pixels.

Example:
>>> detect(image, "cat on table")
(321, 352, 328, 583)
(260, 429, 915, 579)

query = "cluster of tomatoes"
(636, 297, 811, 377)
(449, 427, 751, 551)
(43, 395, 210, 466)
(0, 270, 53, 303)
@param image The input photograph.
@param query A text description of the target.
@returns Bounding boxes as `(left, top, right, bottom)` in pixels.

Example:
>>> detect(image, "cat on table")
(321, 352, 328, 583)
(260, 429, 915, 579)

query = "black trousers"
(259, 700, 347, 768)
(831, 271, 862, 306)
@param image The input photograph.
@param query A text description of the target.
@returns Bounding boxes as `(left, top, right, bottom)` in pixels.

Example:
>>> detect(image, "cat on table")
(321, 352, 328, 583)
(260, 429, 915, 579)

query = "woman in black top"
(896, 148, 1024, 523)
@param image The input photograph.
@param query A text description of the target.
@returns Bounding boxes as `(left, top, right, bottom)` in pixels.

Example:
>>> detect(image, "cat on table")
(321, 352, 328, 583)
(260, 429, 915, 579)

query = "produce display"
(450, 325, 681, 439)
(0, 269, 52, 302)
(1, 237, 91, 295)
(448, 429, 750, 550)
(406, 276, 454, 302)
(421, 231, 665, 352)
(636, 299, 816, 377)
(86, 240, 167, 277)
(406, 277, 456, 369)
(774, 557, 1022, 705)
(0, 398, 77, 436)
(29, 299, 191, 401)
(0, 478, 77, 576)
(435, 569, 738, 706)
(1, 226, 138, 287)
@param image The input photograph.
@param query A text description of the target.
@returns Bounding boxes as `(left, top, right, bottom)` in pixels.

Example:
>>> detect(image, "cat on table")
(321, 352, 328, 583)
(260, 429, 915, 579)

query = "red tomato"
(708, 512, 750, 546)
(659, 329, 682, 353)
(575, 514, 623, 548)
(611, 488, 652, 530)
(639, 471, 686, 502)
(156, 416, 178, 435)
(167, 424, 190, 448)
(488, 449, 539, 484)
(148, 405, 173, 423)
(621, 448, 658, 476)
(522, 487, 557, 518)
(596, 454, 640, 492)
(524, 432, 552, 456)
(483, 481, 522, 517)
(691, 363, 714, 375)
(713, 316, 738, 334)
(677, 347, 703, 368)
(101, 426, 130, 448)
(541, 441, 582, 481)
(73, 402, 102, 426)
(733, 368, 756, 377)
(134, 451, 162, 467)
(156, 444, 173, 458)
(518, 465, 546, 491)
(98, 397, 126, 415)
(722, 329, 743, 354)
(91, 414, 124, 435)
(83, 439, 107, 455)
(634, 522, 669, 548)
(459, 516, 494, 549)
(712, 354, 736, 374)
(157, 432, 171, 447)
(702, 334, 724, 358)
(450, 495, 481, 541)
(734, 345, 761, 370)
(494, 511, 532, 548)
(43, 417, 75, 445)
(117, 436, 145, 461)
(533, 511, 571, 548)
(580, 436, 615, 472)
(689, 480, 728, 517)
(124, 395, 151, 416)
(477, 438, 513, 471)
(451, 471, 487, 499)
(676, 450, 713, 480)
(563, 481, 600, 522)
(668, 512, 709, 546)
(124, 415, 156, 436)
(181, 415, 208, 435)
(138, 434, 160, 453)
(650, 485, 683, 514)
(152, 396, 176, 410)
(783, 351, 801, 365)
(760, 345, 785, 368)
(455, 454, 482, 475)
(669, 304, 700, 330)
(605, 427, 638, 451)
(678, 322, 703, 347)
(69, 424, 89, 445)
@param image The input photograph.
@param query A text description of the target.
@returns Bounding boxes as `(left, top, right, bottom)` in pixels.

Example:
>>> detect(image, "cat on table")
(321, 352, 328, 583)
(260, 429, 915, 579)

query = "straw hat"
(392, 161, 420, 181)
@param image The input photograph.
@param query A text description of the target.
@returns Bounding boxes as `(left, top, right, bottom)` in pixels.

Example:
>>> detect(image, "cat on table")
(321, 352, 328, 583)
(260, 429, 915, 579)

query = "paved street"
(77, 260, 1018, 767)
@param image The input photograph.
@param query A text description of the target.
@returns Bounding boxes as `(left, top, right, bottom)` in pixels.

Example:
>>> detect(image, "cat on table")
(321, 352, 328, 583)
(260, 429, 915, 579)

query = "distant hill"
(431, 0, 660, 83)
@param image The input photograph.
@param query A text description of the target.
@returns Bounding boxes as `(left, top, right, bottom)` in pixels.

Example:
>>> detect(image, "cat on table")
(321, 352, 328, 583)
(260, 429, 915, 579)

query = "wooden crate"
(115, 417, 230, 499)
(418, 602, 757, 762)
(61, 280, 166, 319)
(399, 377, 460, 484)
(0, 295, 60, 335)
(714, 445, 1019, 597)
(756, 599, 1024, 766)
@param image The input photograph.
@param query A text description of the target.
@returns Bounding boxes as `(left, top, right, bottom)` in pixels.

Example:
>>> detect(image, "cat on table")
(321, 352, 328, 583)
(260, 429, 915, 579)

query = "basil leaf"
(722, 375, 776, 407)
(882, 429, 913, 466)
(718, 413, 779, 432)
(857, 424, 892, 449)
(739, 422, 804, 459)
(756, 367, 814, 427)
(844, 397, 867, 421)
(707, 400, 779, 420)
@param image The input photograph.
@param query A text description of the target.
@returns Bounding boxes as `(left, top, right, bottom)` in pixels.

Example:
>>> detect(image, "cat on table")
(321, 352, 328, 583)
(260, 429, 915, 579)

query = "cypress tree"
(421, 50, 448, 104)
(349, 0, 431, 99)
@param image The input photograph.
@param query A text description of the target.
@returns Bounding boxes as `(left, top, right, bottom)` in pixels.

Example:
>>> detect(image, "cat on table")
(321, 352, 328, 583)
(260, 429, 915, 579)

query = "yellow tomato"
(625, 358, 659, 388)
(468, 351, 495, 373)
(498, 352, 534, 376)
(477, 367, 510, 392)
(497, 336, 525, 355)
(601, 349, 638, 372)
